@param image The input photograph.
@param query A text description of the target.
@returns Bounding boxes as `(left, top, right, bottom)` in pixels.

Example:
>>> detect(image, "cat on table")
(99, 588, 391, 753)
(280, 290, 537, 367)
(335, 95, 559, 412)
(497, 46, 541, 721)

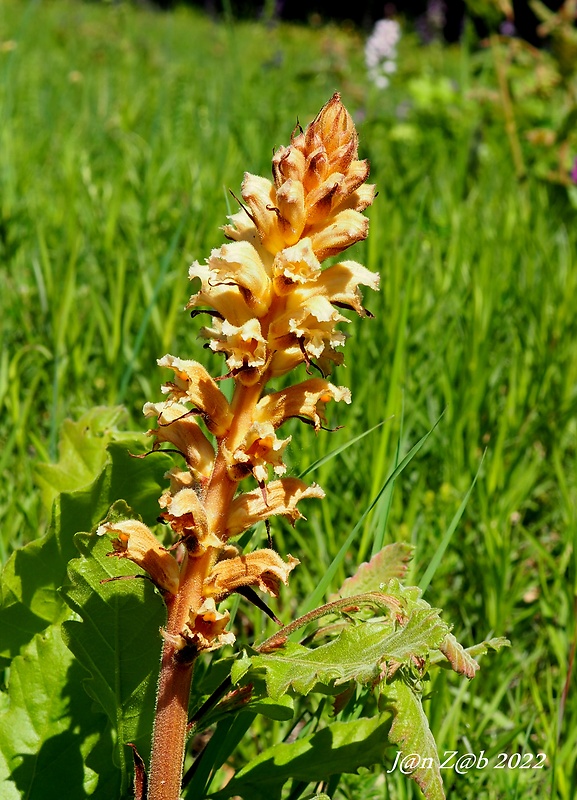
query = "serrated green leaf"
(232, 608, 449, 701)
(0, 624, 121, 799)
(384, 678, 445, 800)
(210, 712, 393, 800)
(465, 636, 511, 659)
(35, 406, 127, 512)
(0, 436, 171, 663)
(61, 532, 166, 793)
(105, 441, 173, 524)
(330, 543, 414, 601)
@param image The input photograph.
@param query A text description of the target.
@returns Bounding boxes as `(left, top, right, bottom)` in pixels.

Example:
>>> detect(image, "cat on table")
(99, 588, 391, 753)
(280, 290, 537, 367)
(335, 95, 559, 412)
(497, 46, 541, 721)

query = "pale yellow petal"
(185, 598, 235, 652)
(207, 241, 272, 316)
(188, 260, 255, 326)
(204, 318, 268, 379)
(314, 261, 380, 317)
(309, 209, 369, 262)
(275, 179, 306, 244)
(272, 238, 321, 290)
(226, 421, 291, 482)
(241, 173, 286, 254)
(158, 487, 221, 553)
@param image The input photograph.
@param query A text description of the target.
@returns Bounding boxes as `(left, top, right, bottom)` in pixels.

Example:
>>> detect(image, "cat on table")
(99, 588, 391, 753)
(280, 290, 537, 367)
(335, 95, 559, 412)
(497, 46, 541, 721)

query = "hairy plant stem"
(147, 379, 265, 800)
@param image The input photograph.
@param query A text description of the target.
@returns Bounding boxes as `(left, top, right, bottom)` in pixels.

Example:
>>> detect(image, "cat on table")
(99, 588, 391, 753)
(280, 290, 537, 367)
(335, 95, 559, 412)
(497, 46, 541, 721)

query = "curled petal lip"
(308, 209, 369, 262)
(227, 421, 291, 483)
(188, 260, 256, 327)
(273, 238, 321, 289)
(204, 318, 268, 375)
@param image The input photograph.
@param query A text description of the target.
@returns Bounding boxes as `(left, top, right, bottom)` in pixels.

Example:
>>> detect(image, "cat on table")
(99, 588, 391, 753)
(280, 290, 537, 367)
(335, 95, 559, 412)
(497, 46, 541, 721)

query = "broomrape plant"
(0, 95, 507, 800)
(98, 92, 380, 799)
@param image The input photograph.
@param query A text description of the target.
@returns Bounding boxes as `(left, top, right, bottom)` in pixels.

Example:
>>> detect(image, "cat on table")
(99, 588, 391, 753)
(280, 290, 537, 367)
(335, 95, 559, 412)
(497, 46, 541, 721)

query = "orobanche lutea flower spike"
(98, 93, 379, 800)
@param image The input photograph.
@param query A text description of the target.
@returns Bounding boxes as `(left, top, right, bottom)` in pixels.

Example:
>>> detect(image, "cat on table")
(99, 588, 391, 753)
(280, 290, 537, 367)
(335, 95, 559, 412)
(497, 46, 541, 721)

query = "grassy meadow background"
(1, 0, 577, 797)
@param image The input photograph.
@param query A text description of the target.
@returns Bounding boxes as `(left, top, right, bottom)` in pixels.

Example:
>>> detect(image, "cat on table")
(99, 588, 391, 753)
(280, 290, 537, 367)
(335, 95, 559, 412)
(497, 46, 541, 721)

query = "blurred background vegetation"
(1, 0, 576, 797)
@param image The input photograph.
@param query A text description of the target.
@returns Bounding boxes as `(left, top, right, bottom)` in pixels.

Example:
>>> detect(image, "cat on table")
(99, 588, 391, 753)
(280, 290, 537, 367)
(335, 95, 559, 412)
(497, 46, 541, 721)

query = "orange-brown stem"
(147, 635, 194, 799)
(147, 546, 213, 800)
(147, 379, 266, 799)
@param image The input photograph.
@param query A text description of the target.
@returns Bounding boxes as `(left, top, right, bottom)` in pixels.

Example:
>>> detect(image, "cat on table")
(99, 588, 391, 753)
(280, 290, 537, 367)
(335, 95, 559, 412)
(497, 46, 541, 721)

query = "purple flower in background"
(571, 158, 577, 184)
(416, 0, 446, 43)
(500, 20, 516, 37)
(365, 19, 401, 90)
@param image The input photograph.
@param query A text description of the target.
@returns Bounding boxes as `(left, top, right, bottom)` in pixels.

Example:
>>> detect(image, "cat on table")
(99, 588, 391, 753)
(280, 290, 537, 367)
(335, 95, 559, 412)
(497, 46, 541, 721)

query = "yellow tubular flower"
(225, 479, 325, 539)
(225, 421, 292, 483)
(143, 401, 215, 479)
(157, 354, 233, 436)
(204, 241, 273, 317)
(255, 379, 351, 432)
(203, 550, 300, 601)
(185, 599, 236, 651)
(158, 488, 222, 554)
(97, 520, 180, 595)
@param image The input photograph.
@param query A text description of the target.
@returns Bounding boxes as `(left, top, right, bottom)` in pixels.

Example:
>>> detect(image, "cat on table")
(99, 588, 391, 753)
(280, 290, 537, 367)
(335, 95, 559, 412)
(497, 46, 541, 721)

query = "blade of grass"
(418, 449, 486, 594)
(298, 418, 391, 480)
(299, 412, 444, 615)
(117, 213, 187, 403)
(370, 393, 405, 558)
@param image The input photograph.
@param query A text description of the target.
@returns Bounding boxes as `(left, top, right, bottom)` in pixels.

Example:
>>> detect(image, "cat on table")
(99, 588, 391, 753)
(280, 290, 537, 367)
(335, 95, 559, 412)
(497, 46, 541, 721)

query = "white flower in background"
(365, 19, 401, 89)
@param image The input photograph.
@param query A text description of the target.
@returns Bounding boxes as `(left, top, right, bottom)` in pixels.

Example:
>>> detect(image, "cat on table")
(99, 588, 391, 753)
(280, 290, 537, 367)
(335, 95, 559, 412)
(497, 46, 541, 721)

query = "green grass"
(1, 1, 577, 798)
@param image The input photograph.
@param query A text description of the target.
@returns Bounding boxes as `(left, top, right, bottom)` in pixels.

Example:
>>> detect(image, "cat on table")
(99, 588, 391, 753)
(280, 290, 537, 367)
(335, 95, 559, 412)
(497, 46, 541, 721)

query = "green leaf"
(0, 436, 171, 663)
(35, 406, 127, 512)
(384, 678, 446, 800)
(247, 681, 294, 722)
(210, 712, 393, 800)
(61, 531, 166, 793)
(464, 636, 511, 660)
(0, 624, 121, 799)
(330, 543, 414, 600)
(232, 607, 448, 701)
